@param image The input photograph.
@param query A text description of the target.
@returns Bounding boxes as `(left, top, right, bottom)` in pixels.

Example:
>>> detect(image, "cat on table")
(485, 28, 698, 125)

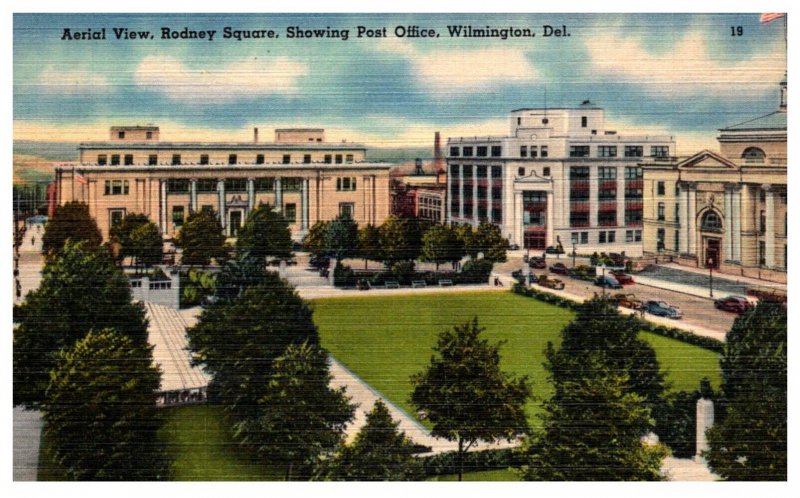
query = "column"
(723, 185, 733, 261)
(190, 179, 197, 213)
(679, 182, 689, 253)
(458, 165, 464, 219)
(731, 185, 742, 262)
(616, 168, 625, 232)
(247, 177, 255, 212)
(546, 190, 555, 248)
(446, 165, 452, 224)
(159, 179, 167, 233)
(275, 177, 283, 213)
(514, 191, 523, 247)
(589, 166, 598, 228)
(301, 178, 309, 230)
(765, 184, 775, 268)
(217, 179, 226, 229)
(687, 182, 696, 255)
(472, 165, 479, 226)
(487, 174, 493, 223)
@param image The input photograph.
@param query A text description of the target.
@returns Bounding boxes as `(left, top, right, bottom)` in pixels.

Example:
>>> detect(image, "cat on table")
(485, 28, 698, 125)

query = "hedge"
(511, 283, 724, 353)
(332, 259, 494, 288)
(418, 447, 524, 477)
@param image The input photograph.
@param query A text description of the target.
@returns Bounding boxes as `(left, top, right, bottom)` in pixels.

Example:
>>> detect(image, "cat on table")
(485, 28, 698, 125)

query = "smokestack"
(253, 127, 259, 143)
(434, 132, 442, 161)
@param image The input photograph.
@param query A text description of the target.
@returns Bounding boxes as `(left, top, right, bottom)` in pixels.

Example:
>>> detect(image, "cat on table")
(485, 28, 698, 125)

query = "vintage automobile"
(567, 265, 595, 281)
(549, 262, 569, 275)
(610, 270, 634, 285)
(537, 274, 565, 290)
(714, 295, 753, 314)
(644, 300, 682, 319)
(594, 275, 623, 289)
(308, 253, 331, 269)
(511, 269, 526, 284)
(528, 256, 547, 269)
(612, 293, 643, 310)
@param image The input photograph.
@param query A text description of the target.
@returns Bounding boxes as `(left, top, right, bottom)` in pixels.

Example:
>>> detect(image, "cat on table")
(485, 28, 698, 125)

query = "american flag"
(760, 13, 785, 24)
(75, 173, 87, 184)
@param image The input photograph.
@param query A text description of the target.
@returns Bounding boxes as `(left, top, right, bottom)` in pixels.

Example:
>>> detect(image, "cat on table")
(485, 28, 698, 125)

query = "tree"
(236, 342, 355, 480)
(358, 223, 382, 269)
(325, 400, 423, 481)
(109, 213, 150, 264)
(325, 214, 359, 261)
(410, 317, 531, 481)
(379, 216, 423, 265)
(472, 222, 509, 262)
(176, 210, 228, 267)
(187, 271, 320, 421)
(41, 201, 101, 255)
(522, 296, 667, 481)
(14, 241, 149, 407)
(303, 220, 330, 256)
(454, 224, 475, 258)
(705, 301, 787, 480)
(128, 221, 163, 271)
(235, 204, 292, 260)
(420, 224, 464, 270)
(43, 329, 167, 480)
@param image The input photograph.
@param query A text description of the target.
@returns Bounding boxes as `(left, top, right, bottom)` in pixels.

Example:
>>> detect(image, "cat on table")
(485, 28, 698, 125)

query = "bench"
(385, 279, 400, 289)
(412, 280, 427, 288)
(438, 279, 453, 287)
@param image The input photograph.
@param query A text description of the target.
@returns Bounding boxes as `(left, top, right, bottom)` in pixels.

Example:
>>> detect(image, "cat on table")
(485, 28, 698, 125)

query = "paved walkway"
(13, 407, 43, 481)
(13, 224, 44, 305)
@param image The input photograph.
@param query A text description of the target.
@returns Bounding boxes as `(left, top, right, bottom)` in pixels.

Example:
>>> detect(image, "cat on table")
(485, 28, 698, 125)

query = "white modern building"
(446, 101, 675, 256)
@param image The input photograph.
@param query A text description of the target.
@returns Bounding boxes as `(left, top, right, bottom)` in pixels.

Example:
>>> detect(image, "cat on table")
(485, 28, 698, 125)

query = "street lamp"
(708, 258, 714, 297)
(572, 241, 577, 268)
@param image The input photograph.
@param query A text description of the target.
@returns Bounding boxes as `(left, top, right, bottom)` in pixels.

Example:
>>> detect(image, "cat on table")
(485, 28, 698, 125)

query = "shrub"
(333, 262, 357, 287)
(420, 448, 524, 477)
(391, 261, 417, 285)
(461, 258, 494, 284)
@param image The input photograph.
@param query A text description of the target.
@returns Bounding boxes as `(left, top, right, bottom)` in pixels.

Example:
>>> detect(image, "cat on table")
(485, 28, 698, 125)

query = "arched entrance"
(700, 209, 723, 268)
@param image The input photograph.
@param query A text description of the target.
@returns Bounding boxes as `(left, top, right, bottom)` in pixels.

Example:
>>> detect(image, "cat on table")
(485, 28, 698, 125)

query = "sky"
(13, 12, 787, 154)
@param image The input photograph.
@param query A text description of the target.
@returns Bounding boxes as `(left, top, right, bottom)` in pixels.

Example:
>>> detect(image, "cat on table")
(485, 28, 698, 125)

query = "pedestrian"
(31, 236, 35, 246)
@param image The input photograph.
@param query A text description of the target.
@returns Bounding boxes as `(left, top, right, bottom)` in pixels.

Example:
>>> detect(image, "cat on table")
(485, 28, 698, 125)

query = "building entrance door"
(524, 230, 546, 250)
(705, 238, 720, 268)
(229, 210, 242, 237)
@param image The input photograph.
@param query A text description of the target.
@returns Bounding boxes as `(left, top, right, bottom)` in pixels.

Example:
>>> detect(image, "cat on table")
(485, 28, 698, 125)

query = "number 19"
(731, 26, 743, 36)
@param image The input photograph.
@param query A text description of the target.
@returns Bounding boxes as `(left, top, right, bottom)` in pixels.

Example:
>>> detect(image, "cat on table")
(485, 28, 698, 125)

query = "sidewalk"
(659, 262, 786, 291)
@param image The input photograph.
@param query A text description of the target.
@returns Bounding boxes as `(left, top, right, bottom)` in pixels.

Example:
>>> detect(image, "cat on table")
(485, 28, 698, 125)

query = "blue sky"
(13, 13, 786, 153)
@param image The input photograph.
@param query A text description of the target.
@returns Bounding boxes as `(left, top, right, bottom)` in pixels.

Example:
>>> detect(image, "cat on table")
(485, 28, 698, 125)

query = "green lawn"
(428, 468, 521, 481)
(313, 291, 721, 426)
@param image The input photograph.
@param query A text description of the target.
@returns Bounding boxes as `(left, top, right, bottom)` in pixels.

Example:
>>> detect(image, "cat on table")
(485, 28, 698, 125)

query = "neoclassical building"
(642, 78, 787, 283)
(52, 126, 391, 241)
(446, 102, 675, 255)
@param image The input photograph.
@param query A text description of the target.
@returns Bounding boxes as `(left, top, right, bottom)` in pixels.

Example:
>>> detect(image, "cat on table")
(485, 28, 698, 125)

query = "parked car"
(714, 296, 753, 314)
(511, 269, 526, 284)
(537, 274, 565, 290)
(644, 300, 682, 319)
(309, 254, 330, 269)
(594, 275, 623, 289)
(608, 252, 628, 267)
(568, 265, 595, 280)
(612, 293, 642, 310)
(528, 257, 547, 269)
(610, 270, 634, 285)
(549, 262, 568, 275)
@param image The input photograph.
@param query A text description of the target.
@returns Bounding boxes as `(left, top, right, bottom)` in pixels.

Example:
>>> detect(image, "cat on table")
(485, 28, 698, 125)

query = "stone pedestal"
(695, 398, 714, 463)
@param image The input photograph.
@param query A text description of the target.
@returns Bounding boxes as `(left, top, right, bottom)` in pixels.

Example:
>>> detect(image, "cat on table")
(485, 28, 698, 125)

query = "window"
(149, 154, 158, 166)
(674, 231, 680, 251)
(197, 179, 217, 192)
(625, 230, 634, 243)
(335, 154, 343, 164)
(336, 177, 357, 191)
(171, 154, 181, 165)
(283, 154, 291, 164)
(599, 231, 606, 244)
(742, 147, 766, 163)
(675, 184, 681, 196)
(124, 154, 133, 165)
(256, 154, 265, 164)
(598, 146, 617, 157)
(228, 154, 237, 165)
(197, 154, 208, 165)
(760, 210, 766, 233)
(491, 146, 502, 157)
(598, 211, 617, 226)
(476, 165, 487, 179)
(339, 203, 354, 218)
(571, 232, 580, 244)
(581, 116, 587, 128)
(324, 154, 332, 164)
(530, 146, 538, 158)
(104, 180, 130, 195)
(111, 154, 120, 166)
(581, 232, 589, 244)
(607, 231, 615, 243)
(282, 178, 302, 191)
(520, 146, 528, 157)
(462, 146, 473, 157)
(543, 166, 550, 176)
(201, 205, 214, 214)
(657, 181, 665, 196)
(109, 209, 125, 229)
(569, 145, 590, 157)
(172, 206, 185, 226)
(167, 179, 189, 193)
(625, 210, 643, 225)
(701, 211, 722, 231)
(476, 146, 488, 157)
(570, 211, 590, 227)
(624, 146, 643, 157)
(657, 228, 665, 251)
(518, 167, 525, 177)
(146, 131, 153, 139)
(517, 117, 521, 125)
(284, 203, 297, 223)
(97, 154, 107, 165)
(598, 167, 617, 179)
(224, 178, 247, 192)
(346, 154, 354, 163)
(624, 166, 643, 179)
(650, 146, 669, 158)
(303, 154, 311, 164)
(450, 146, 460, 157)
(491, 166, 502, 178)
(118, 131, 125, 139)
(657, 202, 665, 221)
(254, 178, 274, 192)
(540, 146, 548, 158)
(758, 241, 766, 266)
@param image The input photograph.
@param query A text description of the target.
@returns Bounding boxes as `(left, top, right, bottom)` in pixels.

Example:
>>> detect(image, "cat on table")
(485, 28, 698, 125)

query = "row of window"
(518, 166, 551, 177)
(449, 145, 503, 158)
(568, 145, 670, 159)
(570, 229, 642, 245)
(162, 177, 307, 194)
(519, 145, 550, 158)
(449, 164, 504, 179)
(97, 153, 355, 166)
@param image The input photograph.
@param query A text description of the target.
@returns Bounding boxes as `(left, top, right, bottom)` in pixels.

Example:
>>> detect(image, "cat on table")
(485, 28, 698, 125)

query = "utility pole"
(708, 258, 714, 297)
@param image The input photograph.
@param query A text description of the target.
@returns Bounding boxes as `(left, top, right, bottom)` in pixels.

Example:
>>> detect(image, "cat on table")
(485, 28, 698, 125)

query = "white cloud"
(586, 29, 786, 95)
(375, 38, 539, 93)
(134, 56, 309, 102)
(37, 66, 111, 95)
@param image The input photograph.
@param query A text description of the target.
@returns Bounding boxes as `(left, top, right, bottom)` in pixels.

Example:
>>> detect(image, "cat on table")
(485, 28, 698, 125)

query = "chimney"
(253, 127, 259, 143)
(434, 131, 442, 162)
(415, 158, 423, 175)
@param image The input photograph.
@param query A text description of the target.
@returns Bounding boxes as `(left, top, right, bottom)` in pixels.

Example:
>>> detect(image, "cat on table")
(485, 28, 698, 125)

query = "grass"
(313, 290, 721, 426)
(427, 468, 521, 481)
